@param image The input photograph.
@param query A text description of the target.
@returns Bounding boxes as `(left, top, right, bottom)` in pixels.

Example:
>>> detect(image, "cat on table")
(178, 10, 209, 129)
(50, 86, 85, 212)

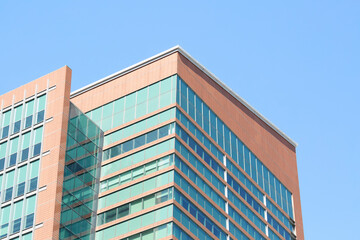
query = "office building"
(0, 46, 304, 240)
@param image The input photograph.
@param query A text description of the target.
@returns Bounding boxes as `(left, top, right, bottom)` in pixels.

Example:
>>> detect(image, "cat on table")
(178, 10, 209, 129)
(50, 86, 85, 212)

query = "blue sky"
(1, 1, 359, 239)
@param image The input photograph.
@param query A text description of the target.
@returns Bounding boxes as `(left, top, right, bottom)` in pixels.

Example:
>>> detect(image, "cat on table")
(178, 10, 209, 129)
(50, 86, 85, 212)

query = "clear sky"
(1, 1, 359, 239)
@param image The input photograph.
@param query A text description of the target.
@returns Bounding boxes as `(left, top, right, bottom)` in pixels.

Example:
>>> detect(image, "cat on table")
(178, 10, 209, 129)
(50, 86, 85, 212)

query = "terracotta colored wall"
(176, 53, 304, 239)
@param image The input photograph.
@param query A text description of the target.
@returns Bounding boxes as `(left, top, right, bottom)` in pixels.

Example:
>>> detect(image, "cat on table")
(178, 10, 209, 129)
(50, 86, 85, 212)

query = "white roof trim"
(70, 46, 298, 147)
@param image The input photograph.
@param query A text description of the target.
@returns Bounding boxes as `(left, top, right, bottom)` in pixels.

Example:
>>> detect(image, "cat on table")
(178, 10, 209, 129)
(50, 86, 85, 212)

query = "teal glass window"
(24, 100, 34, 129)
(1, 110, 11, 139)
(25, 195, 36, 229)
(32, 127, 43, 157)
(98, 171, 174, 209)
(104, 108, 175, 146)
(98, 188, 173, 226)
(86, 75, 177, 132)
(22, 232, 33, 240)
(0, 205, 10, 238)
(16, 165, 27, 197)
(12, 105, 23, 134)
(95, 205, 173, 240)
(4, 170, 15, 202)
(0, 142, 7, 171)
(29, 160, 39, 192)
(20, 132, 31, 162)
(0, 175, 2, 197)
(36, 94, 46, 123)
(12, 200, 23, 234)
(103, 123, 175, 161)
(102, 138, 175, 177)
(9, 137, 19, 167)
(101, 155, 174, 192)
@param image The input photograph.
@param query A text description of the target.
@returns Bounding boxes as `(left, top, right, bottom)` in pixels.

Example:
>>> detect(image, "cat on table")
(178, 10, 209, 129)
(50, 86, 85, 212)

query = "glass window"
(125, 92, 136, 110)
(108, 177, 119, 190)
(30, 160, 40, 179)
(4, 171, 14, 202)
(118, 204, 129, 218)
(130, 199, 142, 213)
(130, 183, 142, 197)
(142, 229, 154, 240)
(105, 208, 117, 223)
(36, 95, 46, 123)
(6, 170, 15, 188)
(21, 132, 30, 162)
(120, 171, 131, 184)
(37, 95, 46, 112)
(10, 137, 19, 154)
(132, 167, 144, 180)
(0, 142, 7, 171)
(12, 200, 23, 233)
(146, 130, 158, 143)
(136, 102, 147, 119)
(91, 107, 102, 123)
(9, 137, 19, 167)
(34, 127, 43, 144)
(145, 161, 156, 174)
(134, 135, 145, 149)
(148, 82, 160, 99)
(13, 105, 23, 134)
(136, 88, 148, 104)
(25, 196, 36, 228)
(102, 102, 113, 119)
(33, 127, 43, 156)
(143, 194, 155, 209)
(0, 205, 10, 238)
(101, 116, 112, 131)
(29, 160, 39, 192)
(122, 140, 133, 153)
(158, 125, 170, 139)
(1, 111, 11, 139)
(17, 165, 27, 197)
(114, 98, 125, 114)
(25, 100, 34, 117)
(22, 232, 33, 240)
(112, 111, 124, 127)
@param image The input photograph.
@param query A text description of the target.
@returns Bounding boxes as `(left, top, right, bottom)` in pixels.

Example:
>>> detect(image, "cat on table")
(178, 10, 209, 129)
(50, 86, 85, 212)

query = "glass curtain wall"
(59, 103, 103, 240)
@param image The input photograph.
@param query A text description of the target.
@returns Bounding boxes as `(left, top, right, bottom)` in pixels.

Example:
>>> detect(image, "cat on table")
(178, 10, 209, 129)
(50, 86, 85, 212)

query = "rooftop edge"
(70, 45, 298, 148)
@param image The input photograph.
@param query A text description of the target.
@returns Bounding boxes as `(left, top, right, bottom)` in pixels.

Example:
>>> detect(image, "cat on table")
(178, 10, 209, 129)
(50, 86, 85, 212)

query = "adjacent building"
(0, 46, 304, 240)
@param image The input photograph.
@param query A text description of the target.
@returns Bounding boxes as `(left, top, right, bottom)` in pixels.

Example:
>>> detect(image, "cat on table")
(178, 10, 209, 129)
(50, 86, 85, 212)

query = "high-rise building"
(0, 46, 303, 240)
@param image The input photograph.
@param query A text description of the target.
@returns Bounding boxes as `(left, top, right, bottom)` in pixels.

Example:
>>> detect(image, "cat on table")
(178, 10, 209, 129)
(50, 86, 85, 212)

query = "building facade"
(0, 46, 304, 240)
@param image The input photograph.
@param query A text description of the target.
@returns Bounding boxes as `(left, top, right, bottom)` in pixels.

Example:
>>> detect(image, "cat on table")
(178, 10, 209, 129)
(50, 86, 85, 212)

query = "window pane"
(37, 95, 46, 111)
